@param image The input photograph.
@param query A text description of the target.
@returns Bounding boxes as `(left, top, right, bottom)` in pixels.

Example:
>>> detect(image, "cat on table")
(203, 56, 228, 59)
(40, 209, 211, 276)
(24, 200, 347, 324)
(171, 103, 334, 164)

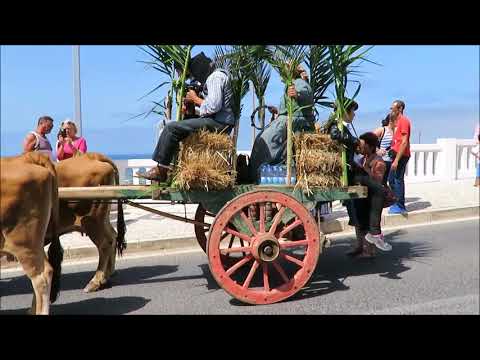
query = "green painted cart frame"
(59, 183, 367, 305)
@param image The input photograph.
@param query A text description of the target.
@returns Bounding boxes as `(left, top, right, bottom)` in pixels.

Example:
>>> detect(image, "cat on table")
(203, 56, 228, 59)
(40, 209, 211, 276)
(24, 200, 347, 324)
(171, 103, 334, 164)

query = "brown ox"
(1, 152, 63, 315)
(55, 152, 126, 292)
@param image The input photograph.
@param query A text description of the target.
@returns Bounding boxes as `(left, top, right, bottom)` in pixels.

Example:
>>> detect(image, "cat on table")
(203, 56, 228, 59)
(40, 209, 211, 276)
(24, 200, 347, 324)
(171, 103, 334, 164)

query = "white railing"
(114, 159, 157, 185)
(113, 138, 478, 185)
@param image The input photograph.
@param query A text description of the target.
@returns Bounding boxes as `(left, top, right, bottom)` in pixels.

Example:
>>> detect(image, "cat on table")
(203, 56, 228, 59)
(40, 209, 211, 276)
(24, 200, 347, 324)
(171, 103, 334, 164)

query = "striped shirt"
(199, 69, 234, 126)
(379, 126, 394, 162)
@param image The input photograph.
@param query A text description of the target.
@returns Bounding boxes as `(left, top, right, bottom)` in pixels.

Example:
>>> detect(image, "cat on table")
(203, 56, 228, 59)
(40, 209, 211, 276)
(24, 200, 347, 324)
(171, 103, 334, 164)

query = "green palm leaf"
(326, 45, 376, 186)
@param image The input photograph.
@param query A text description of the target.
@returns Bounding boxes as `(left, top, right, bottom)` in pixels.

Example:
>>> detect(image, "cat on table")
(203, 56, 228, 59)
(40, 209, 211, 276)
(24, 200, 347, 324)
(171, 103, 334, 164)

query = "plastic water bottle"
(260, 165, 268, 184)
(290, 166, 297, 185)
(277, 165, 286, 185)
(265, 165, 273, 184)
(270, 165, 276, 184)
(277, 165, 284, 185)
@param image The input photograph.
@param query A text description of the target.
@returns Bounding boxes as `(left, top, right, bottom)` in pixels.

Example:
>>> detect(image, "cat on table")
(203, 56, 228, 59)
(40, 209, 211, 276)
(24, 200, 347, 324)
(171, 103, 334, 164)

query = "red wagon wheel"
(207, 190, 320, 305)
(194, 204, 216, 253)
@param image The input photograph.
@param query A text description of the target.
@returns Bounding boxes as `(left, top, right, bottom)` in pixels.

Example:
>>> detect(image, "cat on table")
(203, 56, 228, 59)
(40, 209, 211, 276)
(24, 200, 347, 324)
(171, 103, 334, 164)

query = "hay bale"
(172, 130, 236, 191)
(294, 132, 343, 193)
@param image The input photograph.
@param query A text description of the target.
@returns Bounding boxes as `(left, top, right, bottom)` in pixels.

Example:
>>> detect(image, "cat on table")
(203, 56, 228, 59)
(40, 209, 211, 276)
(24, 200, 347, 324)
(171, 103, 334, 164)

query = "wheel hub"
(252, 234, 280, 262)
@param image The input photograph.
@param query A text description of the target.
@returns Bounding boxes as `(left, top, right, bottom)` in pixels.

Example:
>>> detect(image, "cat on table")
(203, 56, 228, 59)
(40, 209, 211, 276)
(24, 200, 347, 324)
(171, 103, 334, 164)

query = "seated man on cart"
(248, 65, 315, 183)
(138, 52, 234, 182)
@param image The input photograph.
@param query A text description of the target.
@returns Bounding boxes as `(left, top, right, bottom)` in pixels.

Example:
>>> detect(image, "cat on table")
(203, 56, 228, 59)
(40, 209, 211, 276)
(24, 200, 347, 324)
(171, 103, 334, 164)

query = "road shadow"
(229, 229, 437, 306)
(290, 230, 437, 302)
(1, 264, 183, 297)
(198, 263, 221, 291)
(405, 197, 421, 203)
(406, 201, 432, 212)
(0, 296, 150, 315)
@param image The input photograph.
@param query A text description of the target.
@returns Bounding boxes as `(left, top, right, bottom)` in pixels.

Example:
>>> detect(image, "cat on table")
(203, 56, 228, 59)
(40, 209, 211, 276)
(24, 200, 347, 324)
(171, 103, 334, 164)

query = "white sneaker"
(365, 233, 392, 252)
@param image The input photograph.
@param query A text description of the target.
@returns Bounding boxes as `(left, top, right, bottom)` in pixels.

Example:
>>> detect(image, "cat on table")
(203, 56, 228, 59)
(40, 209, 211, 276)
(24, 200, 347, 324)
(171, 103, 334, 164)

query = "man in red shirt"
(388, 100, 411, 214)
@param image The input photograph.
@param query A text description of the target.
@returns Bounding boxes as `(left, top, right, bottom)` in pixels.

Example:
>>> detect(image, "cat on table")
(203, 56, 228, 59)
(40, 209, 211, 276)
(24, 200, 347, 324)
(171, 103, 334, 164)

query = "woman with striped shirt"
(373, 113, 396, 185)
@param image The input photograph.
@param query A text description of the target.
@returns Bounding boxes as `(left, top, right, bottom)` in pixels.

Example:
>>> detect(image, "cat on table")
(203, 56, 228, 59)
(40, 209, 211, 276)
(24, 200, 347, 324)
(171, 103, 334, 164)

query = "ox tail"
(23, 152, 64, 302)
(82, 152, 127, 256)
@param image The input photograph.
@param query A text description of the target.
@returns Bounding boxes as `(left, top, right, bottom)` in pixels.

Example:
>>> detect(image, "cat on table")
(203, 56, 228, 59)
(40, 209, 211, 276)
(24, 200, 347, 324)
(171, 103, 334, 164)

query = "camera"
(184, 81, 203, 96)
(60, 128, 67, 138)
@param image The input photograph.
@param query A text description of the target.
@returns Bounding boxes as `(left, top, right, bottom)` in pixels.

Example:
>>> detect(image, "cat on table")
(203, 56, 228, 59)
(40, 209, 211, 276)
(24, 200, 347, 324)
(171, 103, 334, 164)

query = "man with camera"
(138, 52, 234, 182)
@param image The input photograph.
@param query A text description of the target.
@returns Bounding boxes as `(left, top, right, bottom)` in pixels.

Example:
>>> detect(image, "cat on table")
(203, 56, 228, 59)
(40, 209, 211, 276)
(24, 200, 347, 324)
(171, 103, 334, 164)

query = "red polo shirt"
(392, 114, 411, 157)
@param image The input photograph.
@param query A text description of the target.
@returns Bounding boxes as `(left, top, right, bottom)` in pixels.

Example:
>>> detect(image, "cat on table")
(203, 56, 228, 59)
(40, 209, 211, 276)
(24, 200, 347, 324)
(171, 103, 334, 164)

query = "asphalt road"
(1, 218, 479, 315)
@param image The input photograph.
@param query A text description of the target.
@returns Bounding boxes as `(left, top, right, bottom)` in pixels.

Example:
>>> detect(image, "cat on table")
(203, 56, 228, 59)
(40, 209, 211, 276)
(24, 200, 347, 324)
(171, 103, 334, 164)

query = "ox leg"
(29, 256, 53, 315)
(105, 223, 118, 279)
(14, 250, 52, 315)
(82, 219, 113, 292)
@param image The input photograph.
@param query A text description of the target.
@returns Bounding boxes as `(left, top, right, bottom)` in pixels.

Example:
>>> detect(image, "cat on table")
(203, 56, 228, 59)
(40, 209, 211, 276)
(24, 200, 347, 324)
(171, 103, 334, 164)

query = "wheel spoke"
(239, 238, 246, 257)
(240, 211, 258, 236)
(269, 205, 286, 235)
(282, 253, 304, 267)
(259, 203, 265, 233)
(280, 239, 309, 249)
(273, 261, 290, 284)
(221, 232, 230, 240)
(228, 235, 234, 248)
(263, 263, 270, 292)
(225, 235, 235, 258)
(225, 255, 253, 276)
(221, 246, 251, 255)
(279, 219, 303, 238)
(242, 260, 260, 289)
(225, 226, 251, 243)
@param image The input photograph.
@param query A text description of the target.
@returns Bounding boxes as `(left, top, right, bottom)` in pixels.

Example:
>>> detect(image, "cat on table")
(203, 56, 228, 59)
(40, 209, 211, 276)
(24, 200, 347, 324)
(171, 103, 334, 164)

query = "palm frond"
(213, 45, 253, 121)
(326, 45, 376, 185)
(265, 45, 307, 85)
(305, 45, 335, 110)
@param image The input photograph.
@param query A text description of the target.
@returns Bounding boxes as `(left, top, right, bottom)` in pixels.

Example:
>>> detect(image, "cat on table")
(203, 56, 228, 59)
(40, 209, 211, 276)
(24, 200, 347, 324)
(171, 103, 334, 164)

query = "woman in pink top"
(56, 119, 87, 160)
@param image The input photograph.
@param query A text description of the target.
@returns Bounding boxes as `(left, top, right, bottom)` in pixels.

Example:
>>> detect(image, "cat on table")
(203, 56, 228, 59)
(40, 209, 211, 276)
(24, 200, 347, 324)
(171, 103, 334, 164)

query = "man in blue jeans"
(388, 100, 411, 214)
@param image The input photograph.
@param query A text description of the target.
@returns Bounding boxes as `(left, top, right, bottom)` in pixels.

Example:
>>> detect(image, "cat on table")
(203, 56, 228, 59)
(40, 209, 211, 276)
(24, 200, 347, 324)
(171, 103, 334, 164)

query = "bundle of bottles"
(259, 164, 296, 185)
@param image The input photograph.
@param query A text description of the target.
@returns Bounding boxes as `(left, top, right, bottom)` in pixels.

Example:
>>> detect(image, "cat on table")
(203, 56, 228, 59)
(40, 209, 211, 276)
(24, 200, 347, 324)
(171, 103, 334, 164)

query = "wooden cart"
(59, 183, 366, 305)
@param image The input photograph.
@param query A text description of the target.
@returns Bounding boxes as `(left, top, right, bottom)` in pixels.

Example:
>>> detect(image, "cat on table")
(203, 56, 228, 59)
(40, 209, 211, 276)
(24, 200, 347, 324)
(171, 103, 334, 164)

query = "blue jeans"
(388, 156, 410, 210)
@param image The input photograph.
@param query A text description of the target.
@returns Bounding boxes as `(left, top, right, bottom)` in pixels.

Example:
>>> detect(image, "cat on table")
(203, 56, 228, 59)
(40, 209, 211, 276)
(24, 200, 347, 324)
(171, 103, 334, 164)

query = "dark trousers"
(383, 160, 392, 186)
(353, 172, 385, 235)
(152, 117, 231, 167)
(388, 156, 409, 210)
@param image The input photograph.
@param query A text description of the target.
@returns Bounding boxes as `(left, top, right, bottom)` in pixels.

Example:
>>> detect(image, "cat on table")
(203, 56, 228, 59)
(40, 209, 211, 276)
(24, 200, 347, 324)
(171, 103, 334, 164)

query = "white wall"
(113, 138, 478, 185)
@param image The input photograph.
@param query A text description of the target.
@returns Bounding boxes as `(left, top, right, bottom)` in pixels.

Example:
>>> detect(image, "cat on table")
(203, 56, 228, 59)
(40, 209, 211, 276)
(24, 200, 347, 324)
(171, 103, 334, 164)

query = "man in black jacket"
(329, 100, 385, 257)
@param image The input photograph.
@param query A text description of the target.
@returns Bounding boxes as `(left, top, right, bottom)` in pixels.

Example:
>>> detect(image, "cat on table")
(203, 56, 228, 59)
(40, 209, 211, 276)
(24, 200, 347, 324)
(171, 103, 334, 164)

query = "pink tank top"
(57, 137, 87, 160)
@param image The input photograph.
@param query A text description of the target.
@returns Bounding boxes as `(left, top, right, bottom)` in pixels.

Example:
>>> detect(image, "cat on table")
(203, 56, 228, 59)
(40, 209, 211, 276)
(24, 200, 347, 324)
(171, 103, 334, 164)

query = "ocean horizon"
(107, 153, 152, 160)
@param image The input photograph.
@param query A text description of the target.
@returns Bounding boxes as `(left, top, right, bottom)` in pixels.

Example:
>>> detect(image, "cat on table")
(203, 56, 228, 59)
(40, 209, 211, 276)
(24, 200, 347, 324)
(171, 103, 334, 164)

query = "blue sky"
(1, 45, 478, 157)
